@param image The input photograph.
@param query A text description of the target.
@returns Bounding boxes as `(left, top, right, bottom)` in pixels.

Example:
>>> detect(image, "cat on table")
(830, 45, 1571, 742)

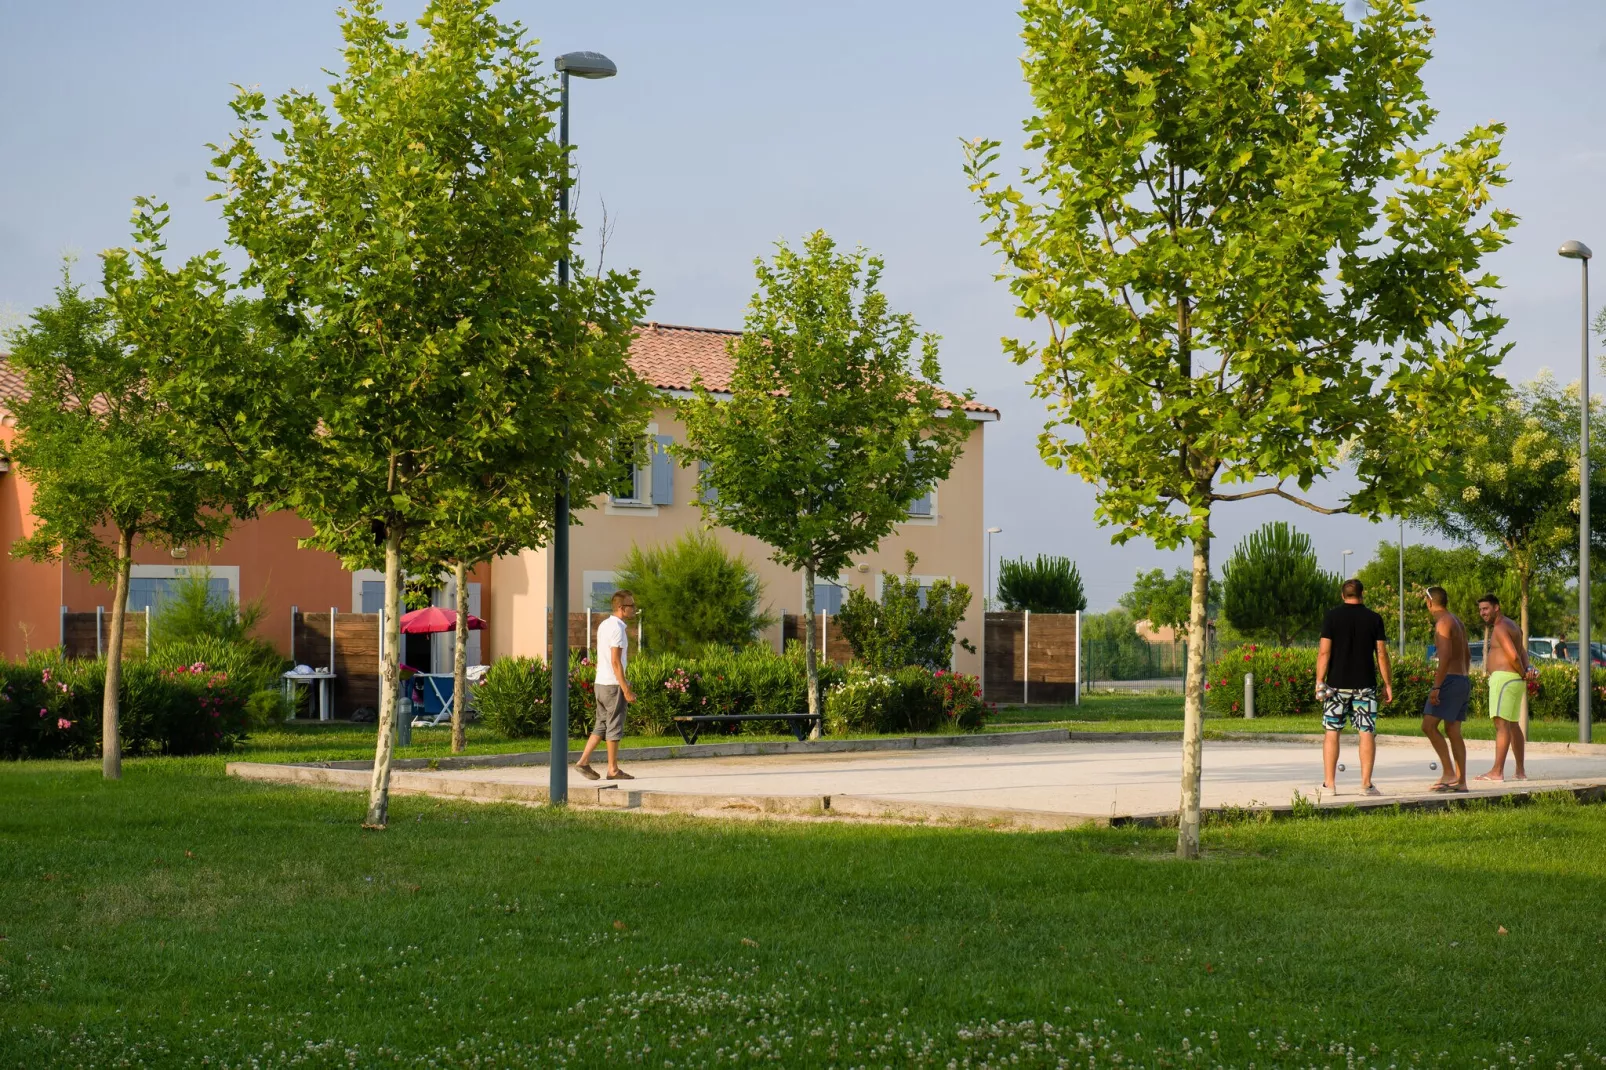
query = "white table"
(282, 671, 337, 721)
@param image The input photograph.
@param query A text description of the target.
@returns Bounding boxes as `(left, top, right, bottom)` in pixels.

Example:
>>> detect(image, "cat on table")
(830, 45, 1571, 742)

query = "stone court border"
(227, 728, 1606, 832)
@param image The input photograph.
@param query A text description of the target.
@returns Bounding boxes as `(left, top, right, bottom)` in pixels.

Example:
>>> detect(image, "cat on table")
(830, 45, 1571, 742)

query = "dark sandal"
(607, 769, 634, 780)
(575, 764, 601, 781)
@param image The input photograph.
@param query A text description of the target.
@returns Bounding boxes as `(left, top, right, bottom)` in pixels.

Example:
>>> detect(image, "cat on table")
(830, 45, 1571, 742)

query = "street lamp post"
(1561, 239, 1593, 744)
(1341, 549, 1354, 580)
(549, 50, 617, 806)
(986, 527, 1002, 610)
(1398, 518, 1406, 657)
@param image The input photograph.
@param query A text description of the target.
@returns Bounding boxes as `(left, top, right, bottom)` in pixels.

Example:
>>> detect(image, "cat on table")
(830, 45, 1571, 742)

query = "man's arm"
(1432, 616, 1451, 690)
(1315, 637, 1331, 695)
(610, 644, 635, 702)
(1496, 621, 1530, 676)
(1375, 643, 1394, 703)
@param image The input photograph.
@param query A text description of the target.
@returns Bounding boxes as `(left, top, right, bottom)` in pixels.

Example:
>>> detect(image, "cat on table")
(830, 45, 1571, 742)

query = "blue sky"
(3, 1, 1604, 609)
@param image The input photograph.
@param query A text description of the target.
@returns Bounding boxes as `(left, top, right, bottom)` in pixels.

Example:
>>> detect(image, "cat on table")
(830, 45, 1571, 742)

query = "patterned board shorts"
(1321, 687, 1378, 733)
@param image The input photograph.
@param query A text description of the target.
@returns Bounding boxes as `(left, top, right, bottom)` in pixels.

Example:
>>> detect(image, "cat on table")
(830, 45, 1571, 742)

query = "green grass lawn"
(995, 691, 1599, 742)
(4, 746, 1606, 1067)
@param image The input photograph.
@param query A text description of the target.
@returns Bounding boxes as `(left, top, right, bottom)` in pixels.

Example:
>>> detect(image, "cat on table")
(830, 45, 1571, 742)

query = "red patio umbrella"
(398, 606, 487, 635)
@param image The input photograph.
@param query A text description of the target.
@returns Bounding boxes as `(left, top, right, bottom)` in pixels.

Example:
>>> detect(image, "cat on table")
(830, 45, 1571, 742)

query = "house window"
(905, 449, 936, 518)
(128, 576, 231, 614)
(609, 429, 676, 507)
(360, 579, 389, 615)
(127, 565, 240, 614)
(811, 579, 847, 616)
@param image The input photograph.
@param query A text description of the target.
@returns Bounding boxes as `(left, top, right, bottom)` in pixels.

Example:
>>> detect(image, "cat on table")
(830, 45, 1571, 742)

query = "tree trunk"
(1177, 525, 1211, 859)
(102, 528, 134, 780)
(803, 563, 821, 738)
(451, 559, 468, 755)
(1519, 565, 1531, 737)
(364, 522, 404, 828)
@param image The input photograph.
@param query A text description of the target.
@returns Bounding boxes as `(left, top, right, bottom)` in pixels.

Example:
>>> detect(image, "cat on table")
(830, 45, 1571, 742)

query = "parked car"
(1559, 641, 1606, 667)
(1529, 636, 1567, 662)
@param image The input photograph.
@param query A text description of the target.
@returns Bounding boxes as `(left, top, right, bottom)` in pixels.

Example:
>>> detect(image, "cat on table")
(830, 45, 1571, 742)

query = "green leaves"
(674, 231, 973, 580)
(4, 212, 245, 583)
(206, 0, 651, 573)
(966, 0, 1513, 549)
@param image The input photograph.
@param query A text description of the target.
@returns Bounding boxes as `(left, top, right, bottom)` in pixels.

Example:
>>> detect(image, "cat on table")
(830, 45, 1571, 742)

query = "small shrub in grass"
(244, 688, 291, 729)
(933, 669, 988, 730)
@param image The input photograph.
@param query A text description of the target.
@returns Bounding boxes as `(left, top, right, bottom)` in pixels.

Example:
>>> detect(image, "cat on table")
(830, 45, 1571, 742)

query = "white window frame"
(802, 574, 849, 616)
(902, 484, 939, 526)
(129, 564, 240, 607)
(606, 421, 660, 515)
(582, 570, 619, 613)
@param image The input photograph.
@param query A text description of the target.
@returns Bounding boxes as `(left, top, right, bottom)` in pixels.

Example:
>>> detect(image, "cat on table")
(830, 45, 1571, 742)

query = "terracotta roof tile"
(628, 322, 1000, 416)
(0, 353, 24, 408)
(2, 330, 1002, 419)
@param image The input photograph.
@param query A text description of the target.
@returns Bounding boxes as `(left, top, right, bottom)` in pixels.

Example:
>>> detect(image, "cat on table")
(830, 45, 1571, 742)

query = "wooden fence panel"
(60, 611, 149, 661)
(984, 611, 1079, 705)
(294, 611, 380, 714)
(780, 614, 853, 665)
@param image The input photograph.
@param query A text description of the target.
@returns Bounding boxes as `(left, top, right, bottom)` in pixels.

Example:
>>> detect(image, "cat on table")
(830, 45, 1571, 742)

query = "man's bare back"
(1486, 614, 1525, 676)
(1434, 610, 1470, 675)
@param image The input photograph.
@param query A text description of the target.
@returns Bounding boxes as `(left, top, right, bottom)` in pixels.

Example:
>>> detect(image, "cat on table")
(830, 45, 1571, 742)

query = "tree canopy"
(675, 230, 973, 726)
(3, 203, 250, 779)
(966, 0, 1514, 856)
(206, 0, 652, 825)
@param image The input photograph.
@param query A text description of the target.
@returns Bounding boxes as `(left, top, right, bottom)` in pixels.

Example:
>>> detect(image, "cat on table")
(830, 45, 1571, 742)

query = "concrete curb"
(225, 758, 1606, 831)
(283, 727, 1074, 772)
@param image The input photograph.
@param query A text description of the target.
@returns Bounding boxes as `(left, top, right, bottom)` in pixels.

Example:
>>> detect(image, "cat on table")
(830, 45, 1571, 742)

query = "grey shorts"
(1424, 674, 1471, 723)
(592, 684, 627, 742)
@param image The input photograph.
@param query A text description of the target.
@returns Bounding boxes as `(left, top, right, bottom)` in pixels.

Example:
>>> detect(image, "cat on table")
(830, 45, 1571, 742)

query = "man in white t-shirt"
(575, 589, 637, 781)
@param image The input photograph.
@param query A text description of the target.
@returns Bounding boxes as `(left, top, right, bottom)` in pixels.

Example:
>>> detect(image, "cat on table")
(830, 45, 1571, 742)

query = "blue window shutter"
(651, 434, 675, 505)
(698, 460, 718, 505)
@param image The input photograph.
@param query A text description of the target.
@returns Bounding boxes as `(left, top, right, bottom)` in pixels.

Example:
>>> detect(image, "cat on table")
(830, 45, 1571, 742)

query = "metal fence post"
(1075, 609, 1082, 707)
(96, 606, 104, 659)
(1023, 609, 1031, 707)
(290, 605, 298, 664)
(144, 610, 150, 655)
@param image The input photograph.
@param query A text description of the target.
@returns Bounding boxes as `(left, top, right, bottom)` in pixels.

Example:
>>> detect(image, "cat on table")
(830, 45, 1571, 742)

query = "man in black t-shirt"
(1315, 578, 1394, 796)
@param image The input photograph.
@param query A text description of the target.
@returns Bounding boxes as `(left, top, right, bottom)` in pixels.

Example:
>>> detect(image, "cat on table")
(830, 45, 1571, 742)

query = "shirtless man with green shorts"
(1476, 593, 1536, 782)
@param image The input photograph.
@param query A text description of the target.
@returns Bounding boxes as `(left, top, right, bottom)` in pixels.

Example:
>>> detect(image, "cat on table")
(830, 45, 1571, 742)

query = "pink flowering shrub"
(1204, 646, 1440, 719)
(0, 653, 250, 759)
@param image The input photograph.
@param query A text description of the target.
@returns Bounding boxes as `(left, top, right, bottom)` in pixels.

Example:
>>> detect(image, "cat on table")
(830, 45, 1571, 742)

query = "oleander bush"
(826, 665, 987, 734)
(473, 645, 989, 742)
(0, 653, 252, 759)
(1204, 645, 1606, 722)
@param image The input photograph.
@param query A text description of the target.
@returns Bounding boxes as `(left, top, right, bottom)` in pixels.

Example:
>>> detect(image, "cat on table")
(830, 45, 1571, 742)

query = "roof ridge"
(634, 321, 743, 336)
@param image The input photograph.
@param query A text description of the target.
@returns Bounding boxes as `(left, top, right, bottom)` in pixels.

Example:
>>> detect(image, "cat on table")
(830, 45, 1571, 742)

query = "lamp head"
(1559, 240, 1593, 261)
(987, 527, 1002, 534)
(556, 51, 617, 79)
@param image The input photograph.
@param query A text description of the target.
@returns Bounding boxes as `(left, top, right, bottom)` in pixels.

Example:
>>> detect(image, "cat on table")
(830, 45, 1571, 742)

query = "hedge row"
(0, 653, 260, 759)
(1205, 645, 1606, 721)
(476, 647, 985, 740)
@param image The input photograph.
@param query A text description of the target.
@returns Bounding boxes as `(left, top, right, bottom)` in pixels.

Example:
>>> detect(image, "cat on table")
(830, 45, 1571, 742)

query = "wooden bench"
(671, 713, 822, 745)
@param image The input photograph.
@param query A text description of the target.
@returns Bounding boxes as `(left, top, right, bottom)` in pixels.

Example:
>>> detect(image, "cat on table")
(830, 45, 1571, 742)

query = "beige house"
(487, 323, 999, 676)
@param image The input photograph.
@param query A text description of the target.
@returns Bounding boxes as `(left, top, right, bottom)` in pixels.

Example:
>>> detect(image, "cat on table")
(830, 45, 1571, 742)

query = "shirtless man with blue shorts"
(1421, 586, 1470, 792)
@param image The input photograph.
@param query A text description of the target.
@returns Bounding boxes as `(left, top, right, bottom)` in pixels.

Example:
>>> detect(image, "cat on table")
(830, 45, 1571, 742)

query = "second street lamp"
(550, 50, 618, 806)
(1561, 238, 1593, 744)
(986, 527, 1002, 610)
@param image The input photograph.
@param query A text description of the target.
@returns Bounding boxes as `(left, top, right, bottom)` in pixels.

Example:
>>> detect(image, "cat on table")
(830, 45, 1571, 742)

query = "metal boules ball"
(1337, 763, 1346, 772)
(1429, 761, 1439, 771)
